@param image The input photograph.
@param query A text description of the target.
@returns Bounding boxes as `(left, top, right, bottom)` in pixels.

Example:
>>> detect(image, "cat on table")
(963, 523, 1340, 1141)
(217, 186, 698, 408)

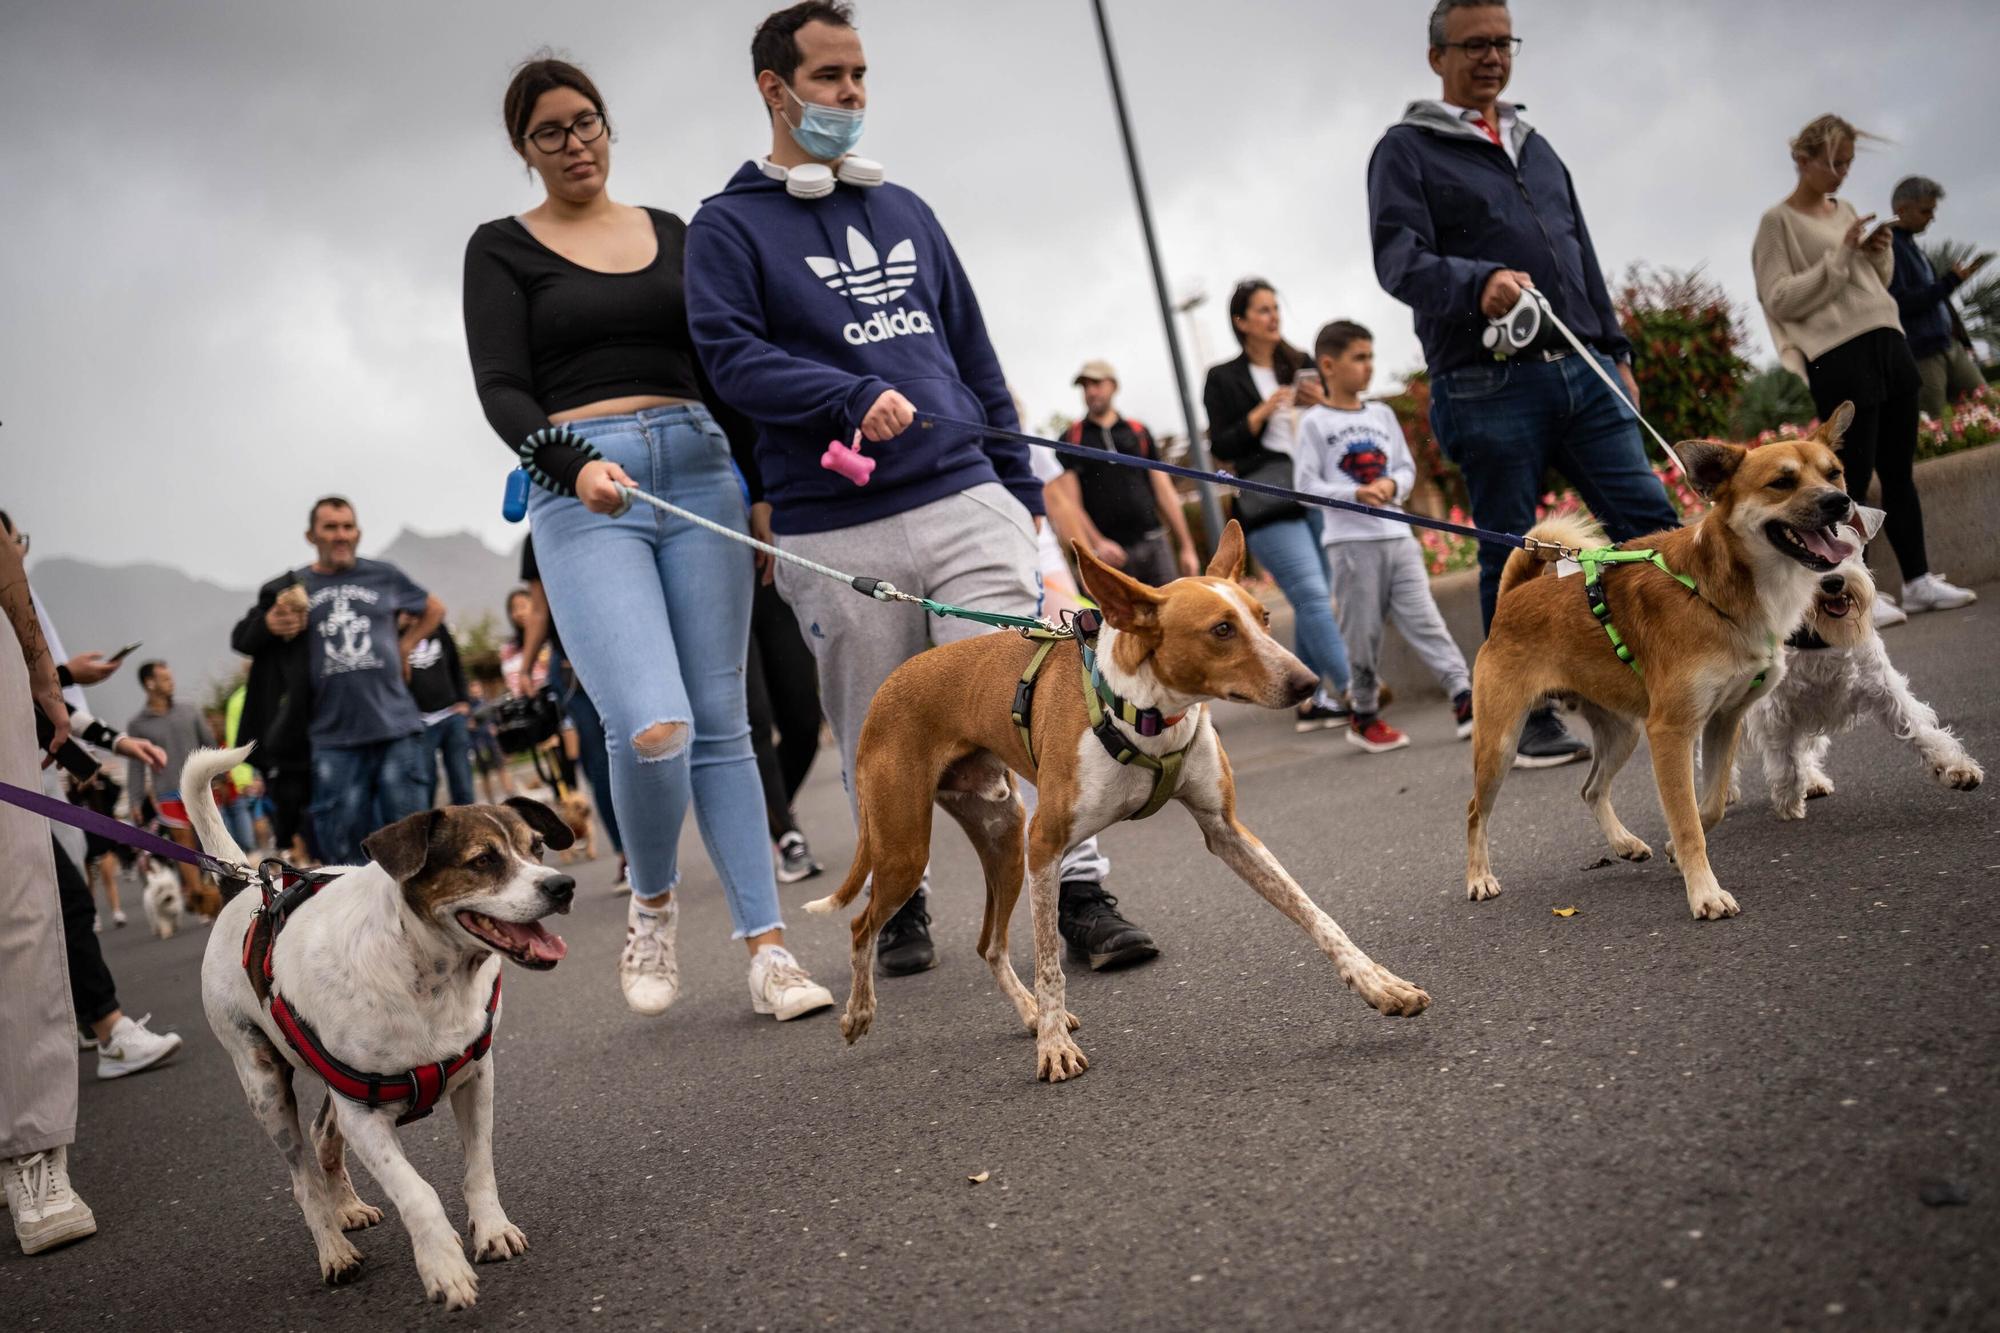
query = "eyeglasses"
(1438, 36, 1524, 57)
(523, 111, 607, 154)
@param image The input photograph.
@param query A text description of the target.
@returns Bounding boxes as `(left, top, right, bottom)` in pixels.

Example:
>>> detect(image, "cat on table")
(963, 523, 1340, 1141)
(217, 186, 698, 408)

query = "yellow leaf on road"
(1552, 907, 1579, 917)
(968, 1171, 990, 1185)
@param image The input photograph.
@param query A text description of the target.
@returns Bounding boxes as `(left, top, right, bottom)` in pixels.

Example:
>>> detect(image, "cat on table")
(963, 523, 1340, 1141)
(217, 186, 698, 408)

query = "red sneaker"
(1345, 716, 1410, 754)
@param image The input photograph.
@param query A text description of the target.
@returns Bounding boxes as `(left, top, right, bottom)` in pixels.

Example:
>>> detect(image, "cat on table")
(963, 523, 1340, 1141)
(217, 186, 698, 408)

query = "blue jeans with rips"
(312, 732, 431, 867)
(1244, 510, 1351, 694)
(527, 405, 779, 939)
(1429, 352, 1681, 630)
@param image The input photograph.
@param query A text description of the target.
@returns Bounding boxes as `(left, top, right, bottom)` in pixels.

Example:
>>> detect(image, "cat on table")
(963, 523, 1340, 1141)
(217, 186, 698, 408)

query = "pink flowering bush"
(1748, 383, 1998, 463)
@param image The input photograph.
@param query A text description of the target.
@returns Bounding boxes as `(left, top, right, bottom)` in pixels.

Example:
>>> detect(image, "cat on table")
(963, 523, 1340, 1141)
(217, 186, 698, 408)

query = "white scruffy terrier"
(140, 857, 186, 940)
(1742, 559, 1983, 819)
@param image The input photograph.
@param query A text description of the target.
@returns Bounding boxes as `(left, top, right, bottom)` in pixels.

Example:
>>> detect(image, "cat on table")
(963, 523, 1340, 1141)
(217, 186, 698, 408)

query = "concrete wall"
(1356, 443, 1998, 701)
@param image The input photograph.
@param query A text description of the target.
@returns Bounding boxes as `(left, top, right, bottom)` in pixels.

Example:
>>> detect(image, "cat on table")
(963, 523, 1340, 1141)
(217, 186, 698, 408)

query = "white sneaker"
(619, 896, 680, 1015)
(748, 945, 834, 1021)
(1899, 573, 1977, 614)
(90, 916, 101, 934)
(1871, 595, 1908, 628)
(94, 1013, 183, 1080)
(5, 1148, 97, 1254)
(111, 909, 127, 927)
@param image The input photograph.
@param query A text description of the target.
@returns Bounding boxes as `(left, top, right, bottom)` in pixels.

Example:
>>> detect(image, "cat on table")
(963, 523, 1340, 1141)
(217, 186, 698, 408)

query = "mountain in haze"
(29, 530, 522, 725)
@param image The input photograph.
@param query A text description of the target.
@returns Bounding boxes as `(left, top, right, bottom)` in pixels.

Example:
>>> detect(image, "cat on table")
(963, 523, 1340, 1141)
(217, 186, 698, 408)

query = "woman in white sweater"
(1752, 114, 1975, 620)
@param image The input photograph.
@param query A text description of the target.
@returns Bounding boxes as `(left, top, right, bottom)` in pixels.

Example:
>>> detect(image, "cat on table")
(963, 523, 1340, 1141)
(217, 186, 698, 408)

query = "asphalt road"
(8, 588, 1997, 1332)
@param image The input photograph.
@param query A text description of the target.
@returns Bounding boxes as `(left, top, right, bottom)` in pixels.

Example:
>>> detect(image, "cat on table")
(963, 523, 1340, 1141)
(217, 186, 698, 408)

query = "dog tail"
(179, 745, 253, 867)
(1499, 513, 1607, 599)
(803, 819, 871, 916)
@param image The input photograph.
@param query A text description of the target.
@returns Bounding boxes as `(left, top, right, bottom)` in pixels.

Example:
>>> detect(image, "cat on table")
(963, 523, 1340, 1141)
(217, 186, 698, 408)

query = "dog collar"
(241, 860, 500, 1126)
(1008, 624, 1192, 822)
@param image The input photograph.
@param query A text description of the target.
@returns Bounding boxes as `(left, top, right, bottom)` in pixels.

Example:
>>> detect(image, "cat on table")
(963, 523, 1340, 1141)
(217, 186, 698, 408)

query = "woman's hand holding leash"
(861, 389, 916, 442)
(577, 459, 639, 515)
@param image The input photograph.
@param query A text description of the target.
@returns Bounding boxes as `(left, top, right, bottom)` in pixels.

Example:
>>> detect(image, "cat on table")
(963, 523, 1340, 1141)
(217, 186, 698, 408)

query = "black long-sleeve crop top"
(463, 206, 705, 491)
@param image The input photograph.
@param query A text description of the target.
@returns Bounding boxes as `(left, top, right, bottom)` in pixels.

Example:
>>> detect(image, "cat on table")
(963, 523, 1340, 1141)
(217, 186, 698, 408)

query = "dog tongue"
(1800, 526, 1854, 564)
(487, 918, 568, 964)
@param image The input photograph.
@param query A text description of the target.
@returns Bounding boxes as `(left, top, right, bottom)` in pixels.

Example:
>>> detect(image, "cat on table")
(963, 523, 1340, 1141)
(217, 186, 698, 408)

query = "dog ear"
(1071, 539, 1164, 633)
(1811, 401, 1856, 452)
(504, 796, 575, 851)
(1675, 439, 1743, 500)
(1204, 519, 1246, 581)
(363, 809, 439, 881)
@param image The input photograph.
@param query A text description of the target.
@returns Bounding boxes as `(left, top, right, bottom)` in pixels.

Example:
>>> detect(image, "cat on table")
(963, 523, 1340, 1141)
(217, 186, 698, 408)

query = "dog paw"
(1935, 759, 1983, 791)
(1803, 772, 1836, 799)
(470, 1216, 528, 1263)
(1036, 1036, 1090, 1083)
(334, 1198, 384, 1231)
(1361, 968, 1431, 1018)
(1774, 797, 1807, 821)
(1466, 874, 1503, 901)
(318, 1236, 365, 1285)
(1687, 885, 1740, 921)
(417, 1240, 480, 1310)
(1612, 835, 1653, 862)
(839, 1006, 874, 1045)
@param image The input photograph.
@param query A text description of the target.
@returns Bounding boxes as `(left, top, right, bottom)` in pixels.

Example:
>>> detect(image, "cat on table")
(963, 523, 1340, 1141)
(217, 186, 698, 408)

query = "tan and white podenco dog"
(807, 520, 1431, 1081)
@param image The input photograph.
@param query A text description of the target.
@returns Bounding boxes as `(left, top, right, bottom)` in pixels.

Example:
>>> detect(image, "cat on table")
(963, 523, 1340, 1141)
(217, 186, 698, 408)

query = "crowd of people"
(3, 0, 1990, 1259)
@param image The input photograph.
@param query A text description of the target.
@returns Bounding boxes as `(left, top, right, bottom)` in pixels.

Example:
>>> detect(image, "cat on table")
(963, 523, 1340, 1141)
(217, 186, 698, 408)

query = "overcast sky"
(5, 0, 1995, 588)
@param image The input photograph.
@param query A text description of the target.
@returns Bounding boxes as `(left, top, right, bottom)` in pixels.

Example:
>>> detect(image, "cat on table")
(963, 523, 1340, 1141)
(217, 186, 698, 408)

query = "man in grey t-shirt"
(125, 659, 214, 909)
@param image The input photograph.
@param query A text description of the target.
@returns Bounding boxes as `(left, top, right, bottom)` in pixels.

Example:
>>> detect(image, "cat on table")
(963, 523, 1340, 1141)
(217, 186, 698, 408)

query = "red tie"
(1474, 115, 1502, 147)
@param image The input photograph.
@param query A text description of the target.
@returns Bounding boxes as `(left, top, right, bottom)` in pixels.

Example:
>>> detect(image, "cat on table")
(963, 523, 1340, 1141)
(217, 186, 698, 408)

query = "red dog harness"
(241, 861, 500, 1126)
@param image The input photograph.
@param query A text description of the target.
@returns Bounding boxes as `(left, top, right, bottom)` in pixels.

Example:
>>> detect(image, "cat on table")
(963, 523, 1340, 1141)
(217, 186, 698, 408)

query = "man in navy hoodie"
(1368, 0, 1679, 769)
(687, 2, 1156, 977)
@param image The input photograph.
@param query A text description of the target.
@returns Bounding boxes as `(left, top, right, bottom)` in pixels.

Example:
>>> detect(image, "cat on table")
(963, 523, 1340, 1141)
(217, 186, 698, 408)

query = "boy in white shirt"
(1294, 321, 1473, 753)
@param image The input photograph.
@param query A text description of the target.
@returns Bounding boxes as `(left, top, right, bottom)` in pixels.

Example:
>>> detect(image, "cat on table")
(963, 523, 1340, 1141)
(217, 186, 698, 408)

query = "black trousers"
(264, 762, 315, 861)
(1806, 328, 1928, 581)
(744, 581, 824, 841)
(54, 838, 119, 1028)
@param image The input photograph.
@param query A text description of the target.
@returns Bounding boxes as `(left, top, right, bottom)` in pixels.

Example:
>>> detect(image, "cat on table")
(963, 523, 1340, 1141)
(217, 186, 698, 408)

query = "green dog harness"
(1009, 616, 1191, 822)
(1575, 547, 1771, 691)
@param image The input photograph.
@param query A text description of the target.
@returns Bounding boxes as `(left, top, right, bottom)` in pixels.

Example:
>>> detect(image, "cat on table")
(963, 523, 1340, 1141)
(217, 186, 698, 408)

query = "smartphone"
(107, 642, 142, 663)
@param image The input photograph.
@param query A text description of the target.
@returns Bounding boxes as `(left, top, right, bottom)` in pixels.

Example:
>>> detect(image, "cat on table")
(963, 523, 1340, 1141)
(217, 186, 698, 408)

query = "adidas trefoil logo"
(806, 226, 917, 306)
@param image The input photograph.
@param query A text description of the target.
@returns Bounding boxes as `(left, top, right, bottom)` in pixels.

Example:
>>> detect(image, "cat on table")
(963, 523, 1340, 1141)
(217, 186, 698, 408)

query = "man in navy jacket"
(1887, 175, 1990, 419)
(687, 2, 1155, 976)
(1367, 0, 1678, 768)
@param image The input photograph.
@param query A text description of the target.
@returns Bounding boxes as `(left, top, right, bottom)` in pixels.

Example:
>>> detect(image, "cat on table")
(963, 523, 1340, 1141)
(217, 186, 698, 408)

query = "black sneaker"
(1058, 881, 1159, 971)
(1514, 707, 1590, 769)
(1294, 698, 1351, 732)
(775, 831, 823, 884)
(1453, 690, 1474, 741)
(875, 893, 937, 976)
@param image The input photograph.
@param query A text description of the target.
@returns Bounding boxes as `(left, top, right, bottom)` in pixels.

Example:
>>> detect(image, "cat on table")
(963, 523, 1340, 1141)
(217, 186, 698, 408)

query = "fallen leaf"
(1552, 907, 1579, 918)
(968, 1171, 990, 1185)
(1580, 856, 1616, 871)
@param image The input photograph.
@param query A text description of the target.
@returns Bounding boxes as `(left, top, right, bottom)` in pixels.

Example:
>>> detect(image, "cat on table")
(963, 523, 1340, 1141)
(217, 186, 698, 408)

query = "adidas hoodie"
(686, 163, 1040, 535)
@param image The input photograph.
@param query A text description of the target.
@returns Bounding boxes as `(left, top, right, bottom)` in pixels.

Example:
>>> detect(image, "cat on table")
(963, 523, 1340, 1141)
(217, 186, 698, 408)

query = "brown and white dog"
(806, 520, 1430, 1082)
(556, 790, 598, 864)
(1465, 407, 1863, 920)
(186, 746, 575, 1310)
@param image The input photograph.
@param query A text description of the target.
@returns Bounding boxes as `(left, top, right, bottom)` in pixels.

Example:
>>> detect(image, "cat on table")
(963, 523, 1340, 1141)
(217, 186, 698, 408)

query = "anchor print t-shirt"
(301, 559, 430, 749)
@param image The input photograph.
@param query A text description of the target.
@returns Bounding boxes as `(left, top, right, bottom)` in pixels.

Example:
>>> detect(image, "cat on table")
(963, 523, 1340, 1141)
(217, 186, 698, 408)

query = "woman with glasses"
(1753, 114, 1977, 624)
(461, 56, 834, 1023)
(1201, 280, 1355, 731)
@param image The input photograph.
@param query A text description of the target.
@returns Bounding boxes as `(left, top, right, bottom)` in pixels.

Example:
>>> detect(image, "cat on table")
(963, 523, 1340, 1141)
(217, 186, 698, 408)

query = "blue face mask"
(783, 84, 865, 161)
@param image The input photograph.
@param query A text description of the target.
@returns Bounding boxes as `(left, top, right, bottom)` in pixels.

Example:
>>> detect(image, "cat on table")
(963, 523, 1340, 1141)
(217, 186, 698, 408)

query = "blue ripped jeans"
(527, 405, 781, 939)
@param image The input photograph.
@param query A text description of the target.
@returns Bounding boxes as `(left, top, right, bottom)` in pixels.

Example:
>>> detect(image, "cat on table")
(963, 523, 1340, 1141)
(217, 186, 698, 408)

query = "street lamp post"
(1090, 0, 1225, 546)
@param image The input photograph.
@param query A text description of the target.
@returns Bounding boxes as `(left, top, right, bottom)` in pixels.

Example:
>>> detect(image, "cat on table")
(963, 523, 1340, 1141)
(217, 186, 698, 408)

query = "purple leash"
(0, 778, 249, 880)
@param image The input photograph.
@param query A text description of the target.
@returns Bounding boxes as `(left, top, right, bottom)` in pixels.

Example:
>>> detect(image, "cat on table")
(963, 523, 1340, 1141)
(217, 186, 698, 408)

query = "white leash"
(1527, 290, 1688, 478)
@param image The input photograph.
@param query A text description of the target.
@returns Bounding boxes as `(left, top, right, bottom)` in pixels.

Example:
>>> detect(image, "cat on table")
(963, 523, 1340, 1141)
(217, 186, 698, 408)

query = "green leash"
(1576, 546, 1770, 690)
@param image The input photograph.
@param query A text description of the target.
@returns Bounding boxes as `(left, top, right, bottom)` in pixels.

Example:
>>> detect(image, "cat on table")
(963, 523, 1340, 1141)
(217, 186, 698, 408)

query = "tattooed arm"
(0, 528, 67, 756)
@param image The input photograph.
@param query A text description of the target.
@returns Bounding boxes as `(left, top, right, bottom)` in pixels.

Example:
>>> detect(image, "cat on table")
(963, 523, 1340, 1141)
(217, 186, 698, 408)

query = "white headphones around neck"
(757, 156, 886, 200)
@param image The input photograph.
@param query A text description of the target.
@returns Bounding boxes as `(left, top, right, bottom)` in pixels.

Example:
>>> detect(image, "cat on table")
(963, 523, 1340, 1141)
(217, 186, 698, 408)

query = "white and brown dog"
(806, 520, 1429, 1083)
(185, 746, 574, 1310)
(1742, 559, 1982, 818)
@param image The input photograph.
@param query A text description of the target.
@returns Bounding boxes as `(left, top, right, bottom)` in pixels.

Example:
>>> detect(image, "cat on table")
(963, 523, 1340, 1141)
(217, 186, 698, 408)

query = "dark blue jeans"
(416, 712, 477, 808)
(557, 659, 623, 855)
(1430, 352, 1681, 630)
(312, 732, 430, 867)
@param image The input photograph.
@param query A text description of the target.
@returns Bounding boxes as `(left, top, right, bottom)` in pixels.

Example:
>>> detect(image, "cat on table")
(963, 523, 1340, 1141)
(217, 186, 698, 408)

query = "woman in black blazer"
(1202, 279, 1352, 729)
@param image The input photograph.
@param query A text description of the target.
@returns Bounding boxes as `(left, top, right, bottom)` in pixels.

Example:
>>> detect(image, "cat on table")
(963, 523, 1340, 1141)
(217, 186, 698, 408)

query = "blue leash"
(916, 412, 1548, 554)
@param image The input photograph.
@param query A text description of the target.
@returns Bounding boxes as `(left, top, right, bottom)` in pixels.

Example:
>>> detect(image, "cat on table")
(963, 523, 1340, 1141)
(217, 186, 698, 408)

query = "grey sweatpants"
(0, 618, 79, 1159)
(1326, 536, 1472, 716)
(774, 483, 1110, 892)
